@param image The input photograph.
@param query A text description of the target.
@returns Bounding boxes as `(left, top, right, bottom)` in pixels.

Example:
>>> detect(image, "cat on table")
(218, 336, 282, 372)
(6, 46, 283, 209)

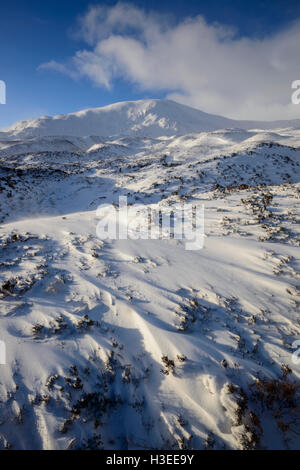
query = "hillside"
(0, 101, 299, 450)
(2, 99, 300, 140)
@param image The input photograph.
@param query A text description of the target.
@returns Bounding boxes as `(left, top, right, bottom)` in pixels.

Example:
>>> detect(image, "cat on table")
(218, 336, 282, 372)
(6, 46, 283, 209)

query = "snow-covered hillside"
(0, 100, 299, 450)
(2, 99, 300, 140)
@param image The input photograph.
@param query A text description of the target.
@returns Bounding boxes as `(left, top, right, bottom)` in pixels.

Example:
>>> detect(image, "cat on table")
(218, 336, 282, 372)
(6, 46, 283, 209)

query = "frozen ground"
(0, 100, 299, 449)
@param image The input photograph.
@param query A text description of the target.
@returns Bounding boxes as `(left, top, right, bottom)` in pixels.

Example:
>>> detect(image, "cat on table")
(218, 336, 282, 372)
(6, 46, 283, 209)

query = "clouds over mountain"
(39, 2, 300, 120)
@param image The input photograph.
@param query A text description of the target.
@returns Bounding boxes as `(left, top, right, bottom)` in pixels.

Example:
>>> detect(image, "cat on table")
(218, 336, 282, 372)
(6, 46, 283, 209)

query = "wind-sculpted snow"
(0, 101, 299, 449)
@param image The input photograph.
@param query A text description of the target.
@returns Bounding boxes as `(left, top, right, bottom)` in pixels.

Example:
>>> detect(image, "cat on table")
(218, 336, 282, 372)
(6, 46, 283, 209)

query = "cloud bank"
(39, 2, 300, 120)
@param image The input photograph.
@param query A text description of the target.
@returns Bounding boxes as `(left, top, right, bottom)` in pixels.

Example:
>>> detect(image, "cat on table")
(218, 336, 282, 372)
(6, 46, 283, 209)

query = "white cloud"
(39, 2, 300, 120)
(38, 60, 79, 79)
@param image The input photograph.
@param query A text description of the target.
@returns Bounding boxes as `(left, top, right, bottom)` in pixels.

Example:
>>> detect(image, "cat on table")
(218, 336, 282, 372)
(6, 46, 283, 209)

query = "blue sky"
(1, 0, 300, 128)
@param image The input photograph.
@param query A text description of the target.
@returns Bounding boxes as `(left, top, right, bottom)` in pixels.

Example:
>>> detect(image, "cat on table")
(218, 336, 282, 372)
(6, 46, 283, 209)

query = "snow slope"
(0, 100, 299, 450)
(1, 99, 300, 140)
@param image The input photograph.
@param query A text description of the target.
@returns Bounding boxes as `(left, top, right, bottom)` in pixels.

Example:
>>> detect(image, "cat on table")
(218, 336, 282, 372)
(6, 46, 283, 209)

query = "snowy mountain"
(0, 100, 299, 450)
(2, 99, 300, 140)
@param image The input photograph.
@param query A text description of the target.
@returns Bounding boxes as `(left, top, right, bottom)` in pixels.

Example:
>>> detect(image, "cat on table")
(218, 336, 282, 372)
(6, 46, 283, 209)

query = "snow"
(2, 99, 300, 140)
(0, 99, 299, 450)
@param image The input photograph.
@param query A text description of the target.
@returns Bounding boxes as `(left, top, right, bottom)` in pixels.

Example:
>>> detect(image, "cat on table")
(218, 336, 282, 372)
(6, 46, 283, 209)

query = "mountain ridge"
(2, 99, 300, 139)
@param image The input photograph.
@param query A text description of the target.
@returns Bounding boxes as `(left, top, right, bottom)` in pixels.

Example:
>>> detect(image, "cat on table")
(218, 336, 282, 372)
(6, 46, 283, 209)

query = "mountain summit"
(2, 99, 300, 139)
